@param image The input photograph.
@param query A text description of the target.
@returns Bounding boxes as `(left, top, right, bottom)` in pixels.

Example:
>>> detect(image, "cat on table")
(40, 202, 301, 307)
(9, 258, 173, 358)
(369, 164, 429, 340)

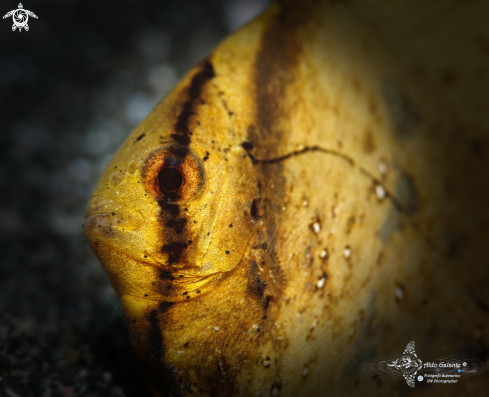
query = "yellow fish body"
(84, 0, 489, 396)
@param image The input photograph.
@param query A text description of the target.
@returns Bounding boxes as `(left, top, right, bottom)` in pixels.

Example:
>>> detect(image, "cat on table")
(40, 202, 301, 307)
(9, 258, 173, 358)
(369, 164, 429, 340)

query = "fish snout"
(84, 195, 144, 242)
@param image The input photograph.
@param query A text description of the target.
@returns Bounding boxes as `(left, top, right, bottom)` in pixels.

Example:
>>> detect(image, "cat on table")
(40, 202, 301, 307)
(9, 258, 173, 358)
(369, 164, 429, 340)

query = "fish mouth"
(84, 195, 188, 270)
(84, 195, 145, 236)
(84, 195, 144, 221)
(83, 195, 145, 259)
(84, 196, 193, 270)
(84, 195, 229, 301)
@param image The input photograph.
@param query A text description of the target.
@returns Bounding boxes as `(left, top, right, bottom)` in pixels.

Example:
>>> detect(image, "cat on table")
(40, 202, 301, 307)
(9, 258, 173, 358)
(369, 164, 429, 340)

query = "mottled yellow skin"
(85, 1, 489, 396)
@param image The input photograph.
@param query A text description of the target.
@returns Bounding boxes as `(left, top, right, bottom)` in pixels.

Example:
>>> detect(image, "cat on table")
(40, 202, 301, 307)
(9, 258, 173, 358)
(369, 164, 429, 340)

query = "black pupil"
(158, 167, 183, 192)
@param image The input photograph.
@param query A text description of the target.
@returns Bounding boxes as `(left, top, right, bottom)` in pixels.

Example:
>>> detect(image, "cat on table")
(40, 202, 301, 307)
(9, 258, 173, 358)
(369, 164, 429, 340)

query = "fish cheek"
(200, 147, 262, 274)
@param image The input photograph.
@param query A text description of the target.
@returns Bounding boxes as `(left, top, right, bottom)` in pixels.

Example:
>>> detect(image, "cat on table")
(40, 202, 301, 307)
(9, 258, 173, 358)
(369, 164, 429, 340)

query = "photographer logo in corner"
(362, 341, 485, 388)
(3, 3, 38, 32)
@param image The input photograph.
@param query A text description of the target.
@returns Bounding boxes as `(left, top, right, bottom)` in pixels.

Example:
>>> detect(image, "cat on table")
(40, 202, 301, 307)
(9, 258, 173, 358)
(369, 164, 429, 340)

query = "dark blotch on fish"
(246, 262, 267, 300)
(158, 202, 180, 216)
(159, 270, 176, 281)
(162, 241, 188, 265)
(147, 304, 181, 397)
(158, 200, 190, 263)
(165, 218, 187, 234)
(241, 141, 254, 151)
(362, 129, 376, 154)
(167, 144, 190, 159)
(134, 133, 146, 143)
(241, 140, 258, 164)
(250, 198, 261, 218)
(149, 310, 163, 358)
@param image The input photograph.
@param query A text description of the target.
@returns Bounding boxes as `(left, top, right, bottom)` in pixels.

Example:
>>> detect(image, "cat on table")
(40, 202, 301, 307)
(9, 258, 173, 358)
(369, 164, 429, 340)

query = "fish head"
(83, 60, 261, 303)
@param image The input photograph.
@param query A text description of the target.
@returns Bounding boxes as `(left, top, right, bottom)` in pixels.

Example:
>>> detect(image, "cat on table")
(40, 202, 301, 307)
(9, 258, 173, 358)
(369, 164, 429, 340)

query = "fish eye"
(158, 167, 183, 192)
(142, 144, 205, 203)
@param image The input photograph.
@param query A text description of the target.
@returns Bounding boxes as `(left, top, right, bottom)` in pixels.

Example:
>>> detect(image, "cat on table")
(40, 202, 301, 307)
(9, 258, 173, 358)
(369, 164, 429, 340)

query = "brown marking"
(148, 310, 163, 359)
(161, 241, 188, 265)
(142, 145, 207, 272)
(165, 217, 187, 234)
(172, 61, 215, 146)
(241, 138, 258, 164)
(241, 141, 254, 151)
(345, 215, 356, 235)
(159, 202, 179, 216)
(159, 270, 175, 281)
(362, 129, 376, 154)
(376, 251, 384, 266)
(246, 261, 268, 301)
(146, 304, 180, 397)
(157, 202, 190, 265)
(250, 198, 262, 218)
(134, 133, 146, 143)
(234, 5, 309, 389)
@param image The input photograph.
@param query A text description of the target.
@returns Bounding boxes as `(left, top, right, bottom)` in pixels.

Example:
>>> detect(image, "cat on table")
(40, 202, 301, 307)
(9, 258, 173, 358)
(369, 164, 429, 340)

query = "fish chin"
(83, 196, 145, 262)
(83, 198, 232, 302)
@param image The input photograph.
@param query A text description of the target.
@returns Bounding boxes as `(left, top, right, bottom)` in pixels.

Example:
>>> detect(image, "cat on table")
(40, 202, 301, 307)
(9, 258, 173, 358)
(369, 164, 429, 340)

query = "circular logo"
(13, 9, 28, 27)
(417, 375, 423, 382)
(463, 362, 467, 366)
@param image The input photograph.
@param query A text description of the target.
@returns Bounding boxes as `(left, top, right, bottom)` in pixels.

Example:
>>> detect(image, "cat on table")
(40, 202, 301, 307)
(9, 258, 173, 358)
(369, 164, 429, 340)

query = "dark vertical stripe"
(148, 309, 163, 358)
(172, 60, 216, 146)
(251, 3, 304, 253)
(147, 304, 181, 397)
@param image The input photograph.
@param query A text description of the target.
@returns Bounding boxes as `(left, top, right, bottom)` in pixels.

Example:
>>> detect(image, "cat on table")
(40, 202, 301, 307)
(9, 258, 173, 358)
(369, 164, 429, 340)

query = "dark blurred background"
(0, 0, 268, 396)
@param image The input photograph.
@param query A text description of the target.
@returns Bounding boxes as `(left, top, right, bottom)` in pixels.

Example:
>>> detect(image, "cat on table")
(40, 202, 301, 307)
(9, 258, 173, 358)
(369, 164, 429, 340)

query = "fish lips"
(83, 195, 144, 252)
(83, 206, 221, 301)
(84, 195, 159, 297)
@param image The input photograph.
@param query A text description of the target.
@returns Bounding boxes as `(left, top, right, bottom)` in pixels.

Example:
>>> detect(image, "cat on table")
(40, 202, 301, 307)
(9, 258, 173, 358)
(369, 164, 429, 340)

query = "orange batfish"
(84, 0, 489, 395)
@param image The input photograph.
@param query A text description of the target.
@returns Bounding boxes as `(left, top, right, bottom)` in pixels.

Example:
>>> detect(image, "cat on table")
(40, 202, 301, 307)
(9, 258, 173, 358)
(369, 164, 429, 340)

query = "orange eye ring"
(142, 144, 205, 203)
